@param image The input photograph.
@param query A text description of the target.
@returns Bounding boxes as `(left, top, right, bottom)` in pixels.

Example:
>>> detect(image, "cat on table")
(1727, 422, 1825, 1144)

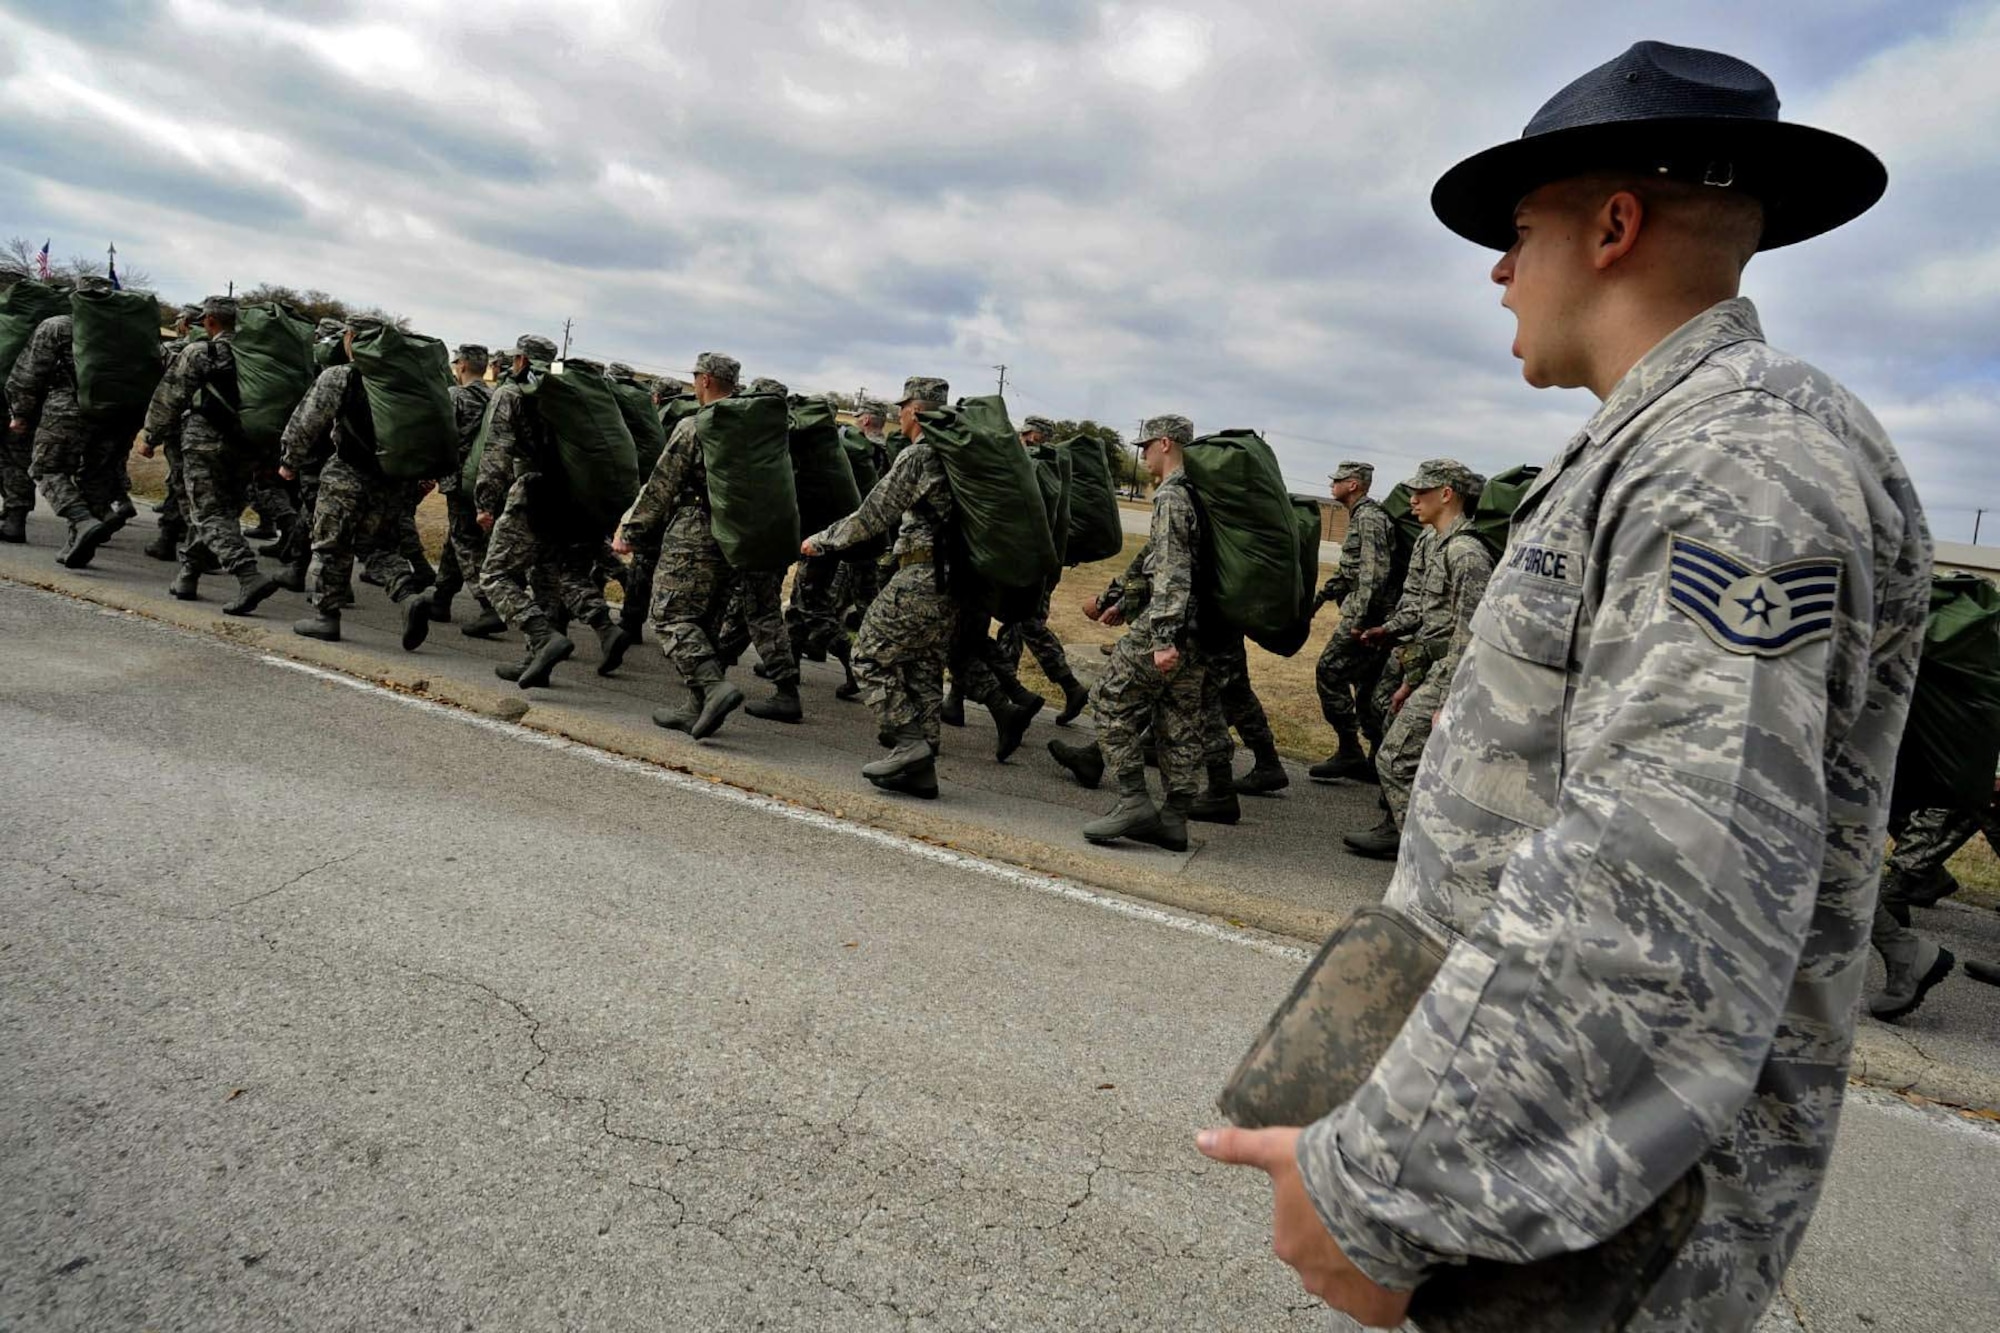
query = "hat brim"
(1431, 117, 1886, 252)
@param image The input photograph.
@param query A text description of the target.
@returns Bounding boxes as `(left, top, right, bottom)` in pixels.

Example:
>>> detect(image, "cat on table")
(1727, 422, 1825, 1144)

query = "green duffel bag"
(1472, 463, 1541, 557)
(1030, 441, 1073, 569)
(234, 302, 317, 451)
(1245, 498, 1327, 658)
(347, 324, 457, 480)
(788, 397, 862, 534)
(527, 366, 639, 532)
(71, 288, 163, 418)
(313, 337, 344, 371)
(607, 378, 669, 479)
(840, 424, 881, 497)
(921, 395, 1058, 589)
(1895, 574, 2000, 815)
(0, 280, 70, 385)
(1182, 429, 1306, 644)
(1061, 432, 1124, 566)
(458, 390, 504, 495)
(699, 391, 799, 571)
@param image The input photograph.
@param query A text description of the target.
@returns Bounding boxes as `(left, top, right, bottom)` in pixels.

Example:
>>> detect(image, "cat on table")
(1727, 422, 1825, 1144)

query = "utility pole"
(560, 318, 573, 360)
(993, 364, 1008, 397)
(1977, 508, 1988, 545)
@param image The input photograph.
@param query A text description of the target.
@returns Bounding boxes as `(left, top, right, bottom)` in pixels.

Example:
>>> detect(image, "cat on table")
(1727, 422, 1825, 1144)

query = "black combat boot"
(407, 553, 437, 594)
(515, 615, 575, 689)
(240, 514, 278, 541)
(940, 683, 966, 727)
(1083, 771, 1184, 850)
(618, 598, 646, 646)
(991, 697, 1038, 762)
(594, 618, 633, 677)
(222, 567, 283, 617)
(426, 585, 455, 624)
(273, 550, 309, 592)
(168, 562, 201, 600)
(293, 608, 341, 641)
(1343, 814, 1402, 860)
(1309, 732, 1377, 783)
(830, 636, 860, 701)
(1054, 672, 1091, 727)
(461, 604, 507, 639)
(1048, 738, 1106, 790)
(654, 686, 704, 733)
(142, 518, 185, 562)
(745, 677, 804, 723)
(1235, 738, 1290, 794)
(1190, 762, 1241, 825)
(863, 727, 939, 799)
(102, 497, 136, 535)
(0, 508, 26, 544)
(56, 515, 115, 569)
(1870, 936, 1956, 1023)
(396, 593, 432, 651)
(690, 679, 746, 739)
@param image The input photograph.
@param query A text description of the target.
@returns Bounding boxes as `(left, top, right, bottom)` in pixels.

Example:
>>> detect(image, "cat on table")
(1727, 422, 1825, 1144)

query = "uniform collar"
(1436, 511, 1475, 542)
(1582, 296, 1764, 445)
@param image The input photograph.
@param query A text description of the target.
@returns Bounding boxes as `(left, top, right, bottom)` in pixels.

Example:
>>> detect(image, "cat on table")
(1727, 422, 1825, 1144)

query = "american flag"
(35, 239, 50, 281)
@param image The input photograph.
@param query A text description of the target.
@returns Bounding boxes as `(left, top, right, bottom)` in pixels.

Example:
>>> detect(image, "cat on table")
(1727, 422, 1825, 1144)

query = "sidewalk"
(6, 506, 1998, 1111)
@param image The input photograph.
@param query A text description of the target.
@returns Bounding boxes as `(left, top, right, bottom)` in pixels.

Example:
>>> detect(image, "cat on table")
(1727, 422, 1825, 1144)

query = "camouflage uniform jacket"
(279, 364, 355, 476)
(1375, 527, 1439, 643)
(474, 379, 550, 517)
(1130, 467, 1198, 650)
(1297, 298, 1932, 1329)
(1321, 495, 1396, 627)
(5, 315, 77, 424)
(143, 333, 239, 455)
(1101, 540, 1152, 618)
(622, 412, 712, 547)
(808, 436, 953, 560)
(440, 379, 493, 497)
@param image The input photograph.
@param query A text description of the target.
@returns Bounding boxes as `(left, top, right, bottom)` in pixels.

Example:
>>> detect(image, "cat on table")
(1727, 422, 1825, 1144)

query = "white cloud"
(1098, 6, 1214, 92)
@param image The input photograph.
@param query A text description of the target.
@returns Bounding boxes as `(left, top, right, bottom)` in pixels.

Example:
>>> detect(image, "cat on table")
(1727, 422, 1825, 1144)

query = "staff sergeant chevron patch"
(1666, 534, 1842, 657)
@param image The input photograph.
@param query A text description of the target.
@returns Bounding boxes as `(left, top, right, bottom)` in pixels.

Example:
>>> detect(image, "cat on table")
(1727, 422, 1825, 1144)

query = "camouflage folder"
(1218, 906, 1705, 1333)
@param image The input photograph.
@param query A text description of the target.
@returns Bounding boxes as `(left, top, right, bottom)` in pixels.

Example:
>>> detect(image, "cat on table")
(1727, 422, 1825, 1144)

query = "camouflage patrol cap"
(1403, 458, 1483, 495)
(562, 356, 604, 376)
(180, 303, 204, 325)
(74, 274, 114, 295)
(345, 315, 386, 334)
(1330, 461, 1373, 484)
(1022, 415, 1057, 437)
(653, 376, 690, 396)
(510, 334, 558, 363)
(314, 318, 344, 338)
(452, 343, 490, 370)
(855, 397, 890, 419)
(689, 351, 740, 384)
(605, 361, 637, 380)
(897, 376, 949, 408)
(747, 376, 789, 397)
(200, 295, 237, 320)
(1136, 414, 1194, 448)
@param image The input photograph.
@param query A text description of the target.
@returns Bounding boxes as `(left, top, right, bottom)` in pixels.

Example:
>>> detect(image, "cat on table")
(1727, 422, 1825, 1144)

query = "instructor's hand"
(1196, 1126, 1411, 1328)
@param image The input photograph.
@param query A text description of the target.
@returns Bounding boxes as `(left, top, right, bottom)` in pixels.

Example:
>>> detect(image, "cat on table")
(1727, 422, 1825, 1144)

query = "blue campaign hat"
(1430, 41, 1886, 252)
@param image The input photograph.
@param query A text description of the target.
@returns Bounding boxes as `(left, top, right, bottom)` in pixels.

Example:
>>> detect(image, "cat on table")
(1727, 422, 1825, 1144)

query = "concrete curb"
(9, 565, 1994, 1114)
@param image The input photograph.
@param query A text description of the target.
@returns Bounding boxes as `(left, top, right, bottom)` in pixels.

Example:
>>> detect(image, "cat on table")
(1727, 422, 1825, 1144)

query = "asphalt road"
(3, 580, 1998, 1331)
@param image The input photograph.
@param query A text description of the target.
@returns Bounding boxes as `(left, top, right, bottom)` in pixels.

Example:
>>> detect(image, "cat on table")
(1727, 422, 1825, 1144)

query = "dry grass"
(1948, 834, 2000, 910)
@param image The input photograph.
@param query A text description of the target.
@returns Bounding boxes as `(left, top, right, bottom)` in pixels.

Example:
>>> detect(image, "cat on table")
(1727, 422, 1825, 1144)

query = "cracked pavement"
(3, 577, 1998, 1331)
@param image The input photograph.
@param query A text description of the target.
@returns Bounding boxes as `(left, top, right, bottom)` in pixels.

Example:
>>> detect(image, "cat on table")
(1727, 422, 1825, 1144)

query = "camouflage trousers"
(616, 528, 663, 627)
(714, 568, 800, 684)
(180, 443, 261, 577)
(156, 439, 190, 528)
(1095, 632, 1205, 801)
(480, 481, 608, 631)
(854, 564, 959, 743)
(1875, 802, 2000, 924)
(829, 552, 883, 629)
(1377, 665, 1451, 827)
(1316, 626, 1389, 746)
(648, 528, 735, 689)
(948, 610, 1028, 713)
(248, 464, 297, 530)
(996, 582, 1075, 684)
(432, 488, 493, 609)
(307, 457, 419, 612)
(1200, 632, 1278, 766)
(784, 554, 846, 656)
(29, 408, 131, 520)
(1, 409, 34, 515)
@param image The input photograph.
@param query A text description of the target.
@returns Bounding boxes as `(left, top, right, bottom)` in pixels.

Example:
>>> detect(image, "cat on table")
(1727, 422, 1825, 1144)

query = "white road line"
(259, 654, 1314, 963)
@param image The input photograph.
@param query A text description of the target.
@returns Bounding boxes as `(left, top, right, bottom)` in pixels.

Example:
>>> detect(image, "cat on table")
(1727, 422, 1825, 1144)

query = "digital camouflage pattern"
(995, 583, 1073, 684)
(1316, 493, 1398, 742)
(1296, 299, 1933, 1332)
(1199, 630, 1278, 767)
(1872, 799, 2000, 967)
(483, 482, 607, 629)
(9, 314, 121, 520)
(626, 413, 732, 688)
(1093, 467, 1203, 794)
(145, 334, 262, 576)
(1376, 516, 1493, 825)
(279, 364, 354, 477)
(434, 378, 495, 611)
(305, 457, 420, 611)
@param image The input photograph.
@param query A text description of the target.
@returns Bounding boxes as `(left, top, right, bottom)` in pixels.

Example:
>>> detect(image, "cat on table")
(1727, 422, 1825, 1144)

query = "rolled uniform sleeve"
(474, 384, 532, 517)
(621, 413, 699, 544)
(810, 441, 924, 555)
(143, 342, 201, 442)
(1428, 534, 1494, 687)
(1377, 531, 1434, 642)
(1298, 413, 1875, 1288)
(1338, 502, 1395, 626)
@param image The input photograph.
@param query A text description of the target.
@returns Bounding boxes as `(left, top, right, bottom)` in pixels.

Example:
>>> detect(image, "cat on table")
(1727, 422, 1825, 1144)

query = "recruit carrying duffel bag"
(698, 391, 799, 571)
(0, 280, 70, 386)
(840, 424, 881, 498)
(71, 287, 163, 418)
(1030, 441, 1073, 569)
(604, 378, 669, 480)
(1895, 573, 2000, 815)
(922, 395, 1058, 590)
(1061, 432, 1124, 566)
(1182, 429, 1306, 647)
(1247, 498, 1327, 658)
(347, 324, 457, 480)
(788, 396, 862, 535)
(528, 365, 640, 532)
(233, 302, 317, 451)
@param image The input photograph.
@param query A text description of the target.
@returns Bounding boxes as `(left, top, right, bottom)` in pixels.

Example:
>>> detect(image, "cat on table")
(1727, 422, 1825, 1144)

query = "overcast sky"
(4, 1, 1995, 535)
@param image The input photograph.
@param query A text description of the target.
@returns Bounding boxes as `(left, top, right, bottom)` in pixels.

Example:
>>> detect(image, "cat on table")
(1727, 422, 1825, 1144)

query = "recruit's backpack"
(70, 288, 163, 419)
(606, 378, 669, 479)
(1894, 573, 2000, 816)
(698, 391, 800, 571)
(1182, 429, 1309, 650)
(923, 395, 1059, 591)
(787, 396, 862, 535)
(0, 281, 70, 387)
(1378, 485, 1426, 596)
(528, 366, 640, 533)
(840, 424, 881, 498)
(1061, 432, 1125, 566)
(233, 302, 317, 452)
(1472, 464, 1541, 557)
(345, 324, 457, 480)
(1030, 441, 1073, 569)
(1246, 498, 1327, 658)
